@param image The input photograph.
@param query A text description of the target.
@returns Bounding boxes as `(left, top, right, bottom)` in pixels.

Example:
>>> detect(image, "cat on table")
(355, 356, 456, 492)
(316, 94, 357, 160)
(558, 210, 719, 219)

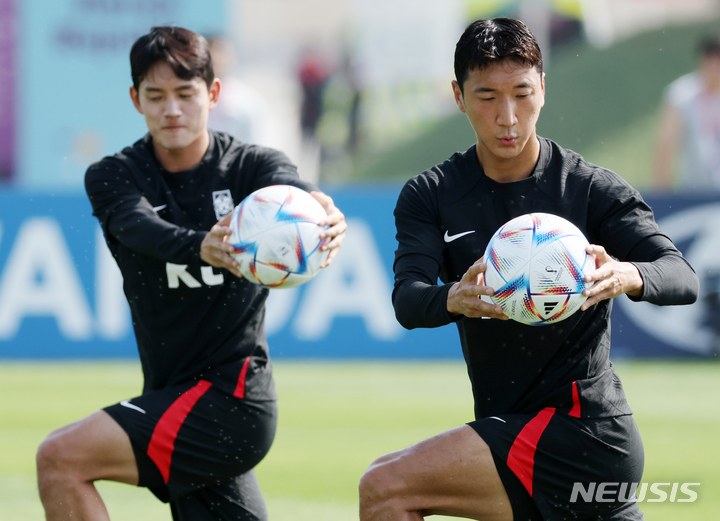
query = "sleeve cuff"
(442, 282, 464, 323)
(626, 261, 647, 302)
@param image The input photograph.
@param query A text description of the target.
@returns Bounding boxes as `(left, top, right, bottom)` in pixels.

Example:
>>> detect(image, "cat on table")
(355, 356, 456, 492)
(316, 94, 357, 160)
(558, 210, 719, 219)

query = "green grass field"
(0, 360, 718, 520)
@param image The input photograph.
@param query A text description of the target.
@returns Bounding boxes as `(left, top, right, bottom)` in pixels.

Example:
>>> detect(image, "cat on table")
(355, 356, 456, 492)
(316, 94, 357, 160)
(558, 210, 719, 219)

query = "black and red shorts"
(104, 357, 277, 521)
(470, 410, 645, 521)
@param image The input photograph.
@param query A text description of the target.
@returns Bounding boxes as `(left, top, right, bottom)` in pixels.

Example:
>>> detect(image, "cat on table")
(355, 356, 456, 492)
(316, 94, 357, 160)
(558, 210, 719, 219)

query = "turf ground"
(0, 360, 718, 520)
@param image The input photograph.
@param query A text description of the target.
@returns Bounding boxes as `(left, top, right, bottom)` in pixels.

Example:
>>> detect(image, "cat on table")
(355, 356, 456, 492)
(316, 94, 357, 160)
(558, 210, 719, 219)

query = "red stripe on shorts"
(506, 407, 556, 497)
(569, 381, 581, 418)
(147, 379, 212, 483)
(233, 357, 252, 399)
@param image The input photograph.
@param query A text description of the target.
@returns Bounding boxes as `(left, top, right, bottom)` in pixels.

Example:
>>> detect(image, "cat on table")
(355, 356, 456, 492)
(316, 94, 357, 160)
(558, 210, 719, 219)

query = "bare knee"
(37, 430, 79, 493)
(359, 454, 407, 517)
(37, 430, 62, 474)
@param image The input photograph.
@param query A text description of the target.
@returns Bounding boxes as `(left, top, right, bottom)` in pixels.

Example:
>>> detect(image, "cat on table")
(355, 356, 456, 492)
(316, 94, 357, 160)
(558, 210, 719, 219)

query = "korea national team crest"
(212, 190, 234, 220)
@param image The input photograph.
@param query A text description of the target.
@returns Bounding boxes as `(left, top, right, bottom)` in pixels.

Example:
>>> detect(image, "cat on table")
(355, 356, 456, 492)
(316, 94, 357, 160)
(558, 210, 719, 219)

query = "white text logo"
(570, 482, 700, 503)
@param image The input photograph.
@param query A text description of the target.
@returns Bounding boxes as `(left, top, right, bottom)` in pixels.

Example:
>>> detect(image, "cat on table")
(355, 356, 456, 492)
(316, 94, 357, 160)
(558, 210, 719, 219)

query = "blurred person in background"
(653, 34, 720, 193)
(36, 26, 346, 521)
(296, 48, 333, 182)
(339, 49, 363, 154)
(298, 48, 332, 141)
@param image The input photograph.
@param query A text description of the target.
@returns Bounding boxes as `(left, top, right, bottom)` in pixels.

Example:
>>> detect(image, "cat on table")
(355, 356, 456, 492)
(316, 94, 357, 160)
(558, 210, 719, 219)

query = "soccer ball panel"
(560, 235, 594, 271)
(235, 254, 261, 285)
(228, 185, 329, 289)
(531, 213, 579, 249)
(295, 221, 329, 275)
(235, 194, 283, 241)
(527, 294, 571, 323)
(485, 218, 534, 282)
(274, 271, 314, 289)
(278, 192, 327, 223)
(253, 262, 291, 287)
(482, 255, 507, 293)
(255, 223, 305, 273)
(491, 273, 528, 310)
(484, 213, 592, 325)
(530, 240, 584, 294)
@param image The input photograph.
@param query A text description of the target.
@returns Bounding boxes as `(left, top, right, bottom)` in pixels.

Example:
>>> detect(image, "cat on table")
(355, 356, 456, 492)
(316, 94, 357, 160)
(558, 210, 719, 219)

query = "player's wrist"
(446, 282, 462, 315)
(625, 262, 644, 298)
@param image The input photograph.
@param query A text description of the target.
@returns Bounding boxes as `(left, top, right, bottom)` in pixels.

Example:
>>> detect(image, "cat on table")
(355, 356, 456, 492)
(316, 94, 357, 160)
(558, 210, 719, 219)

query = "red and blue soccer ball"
(483, 213, 595, 325)
(228, 185, 329, 288)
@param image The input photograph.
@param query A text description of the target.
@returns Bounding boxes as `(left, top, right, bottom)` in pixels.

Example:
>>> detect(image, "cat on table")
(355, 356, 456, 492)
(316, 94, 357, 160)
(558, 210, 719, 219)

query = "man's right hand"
(200, 213, 244, 278)
(447, 259, 508, 320)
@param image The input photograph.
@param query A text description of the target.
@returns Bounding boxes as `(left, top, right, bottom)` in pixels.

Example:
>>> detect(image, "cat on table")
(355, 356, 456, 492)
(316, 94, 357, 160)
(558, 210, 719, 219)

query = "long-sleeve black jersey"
(85, 131, 316, 394)
(393, 137, 698, 420)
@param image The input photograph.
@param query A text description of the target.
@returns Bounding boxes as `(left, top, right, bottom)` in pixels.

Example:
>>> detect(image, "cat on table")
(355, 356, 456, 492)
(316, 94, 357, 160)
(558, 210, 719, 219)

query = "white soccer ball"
(228, 185, 329, 288)
(483, 213, 595, 325)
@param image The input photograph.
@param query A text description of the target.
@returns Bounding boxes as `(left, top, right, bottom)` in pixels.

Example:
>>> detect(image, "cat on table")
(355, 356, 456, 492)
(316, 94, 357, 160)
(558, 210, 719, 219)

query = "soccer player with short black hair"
(36, 26, 346, 521)
(359, 18, 698, 521)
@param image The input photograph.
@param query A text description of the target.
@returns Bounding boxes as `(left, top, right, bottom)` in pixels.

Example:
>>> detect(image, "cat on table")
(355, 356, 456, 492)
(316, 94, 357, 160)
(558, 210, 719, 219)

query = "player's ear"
(452, 80, 466, 114)
(539, 72, 546, 108)
(130, 86, 143, 114)
(208, 78, 221, 110)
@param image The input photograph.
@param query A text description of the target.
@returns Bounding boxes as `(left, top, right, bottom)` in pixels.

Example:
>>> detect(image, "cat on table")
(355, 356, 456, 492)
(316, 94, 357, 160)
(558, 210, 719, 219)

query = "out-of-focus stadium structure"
(0, 0, 719, 360)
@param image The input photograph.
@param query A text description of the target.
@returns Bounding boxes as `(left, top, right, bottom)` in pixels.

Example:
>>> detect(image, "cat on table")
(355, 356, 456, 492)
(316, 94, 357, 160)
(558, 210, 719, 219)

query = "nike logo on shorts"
(152, 204, 167, 213)
(444, 230, 475, 242)
(120, 399, 146, 414)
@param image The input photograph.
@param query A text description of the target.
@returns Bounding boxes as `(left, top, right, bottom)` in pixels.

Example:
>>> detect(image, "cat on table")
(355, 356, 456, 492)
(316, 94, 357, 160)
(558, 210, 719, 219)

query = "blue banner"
(16, 0, 226, 190)
(0, 189, 717, 359)
(611, 195, 720, 358)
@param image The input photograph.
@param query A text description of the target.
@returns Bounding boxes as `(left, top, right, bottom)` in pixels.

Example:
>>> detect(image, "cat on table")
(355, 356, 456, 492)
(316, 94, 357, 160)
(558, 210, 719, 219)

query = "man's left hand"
(581, 244, 643, 311)
(200, 213, 244, 278)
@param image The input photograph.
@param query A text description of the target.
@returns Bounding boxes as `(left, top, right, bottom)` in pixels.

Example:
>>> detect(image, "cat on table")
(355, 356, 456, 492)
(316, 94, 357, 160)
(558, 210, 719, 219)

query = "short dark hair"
(699, 34, 720, 58)
(130, 26, 214, 90)
(454, 18, 543, 92)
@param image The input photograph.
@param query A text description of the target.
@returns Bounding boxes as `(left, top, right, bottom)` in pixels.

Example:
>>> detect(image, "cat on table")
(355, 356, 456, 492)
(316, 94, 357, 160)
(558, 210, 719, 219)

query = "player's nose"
(496, 99, 517, 127)
(164, 97, 182, 116)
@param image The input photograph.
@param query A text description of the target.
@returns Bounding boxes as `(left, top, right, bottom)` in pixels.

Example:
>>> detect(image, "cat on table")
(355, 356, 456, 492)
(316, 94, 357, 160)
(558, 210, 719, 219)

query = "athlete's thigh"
(366, 425, 513, 520)
(39, 410, 138, 485)
(104, 376, 277, 502)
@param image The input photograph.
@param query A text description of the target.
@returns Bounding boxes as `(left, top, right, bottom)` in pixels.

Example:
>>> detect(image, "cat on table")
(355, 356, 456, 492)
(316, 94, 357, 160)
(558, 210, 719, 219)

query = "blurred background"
(0, 1, 719, 520)
(1, 0, 719, 359)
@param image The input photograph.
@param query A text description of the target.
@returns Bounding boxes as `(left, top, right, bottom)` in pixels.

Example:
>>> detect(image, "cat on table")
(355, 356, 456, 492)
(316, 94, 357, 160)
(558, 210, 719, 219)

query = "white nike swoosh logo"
(120, 399, 146, 414)
(152, 204, 167, 213)
(444, 230, 475, 242)
(487, 416, 506, 423)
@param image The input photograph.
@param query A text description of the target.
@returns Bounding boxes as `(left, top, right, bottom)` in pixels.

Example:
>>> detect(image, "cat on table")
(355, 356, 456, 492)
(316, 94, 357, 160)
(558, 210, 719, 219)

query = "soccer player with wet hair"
(36, 26, 346, 521)
(359, 18, 698, 521)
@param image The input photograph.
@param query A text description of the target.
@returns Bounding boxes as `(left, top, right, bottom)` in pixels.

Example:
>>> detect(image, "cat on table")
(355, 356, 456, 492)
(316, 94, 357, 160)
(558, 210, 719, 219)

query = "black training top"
(393, 137, 698, 420)
(85, 130, 316, 394)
